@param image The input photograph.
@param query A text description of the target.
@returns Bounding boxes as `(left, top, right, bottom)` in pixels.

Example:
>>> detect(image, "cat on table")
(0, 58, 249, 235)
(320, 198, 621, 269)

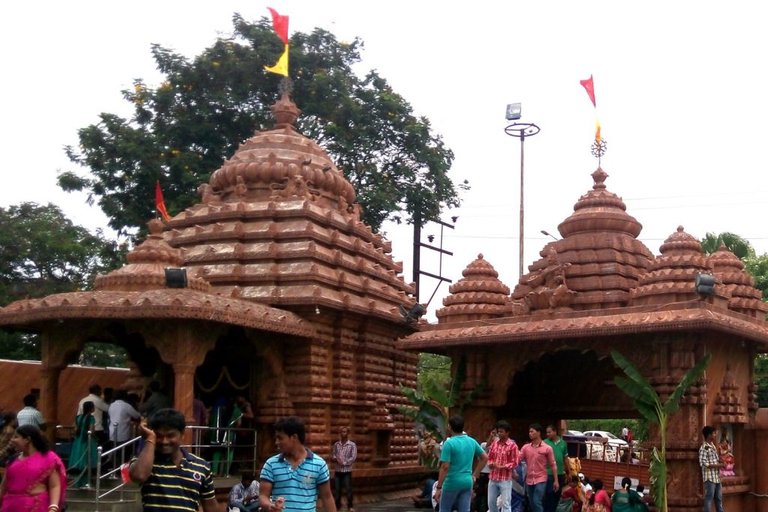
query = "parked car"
(582, 430, 629, 462)
(582, 430, 629, 448)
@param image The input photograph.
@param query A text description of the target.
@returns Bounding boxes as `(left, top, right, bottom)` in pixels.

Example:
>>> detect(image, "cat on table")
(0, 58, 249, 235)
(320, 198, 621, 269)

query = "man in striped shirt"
(331, 426, 357, 512)
(260, 416, 337, 512)
(699, 425, 724, 512)
(129, 408, 220, 512)
(487, 420, 519, 512)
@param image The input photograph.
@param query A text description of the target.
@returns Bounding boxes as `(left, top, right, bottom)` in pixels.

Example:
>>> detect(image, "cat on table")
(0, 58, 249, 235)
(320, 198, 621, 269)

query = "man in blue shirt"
(434, 416, 488, 512)
(260, 416, 337, 512)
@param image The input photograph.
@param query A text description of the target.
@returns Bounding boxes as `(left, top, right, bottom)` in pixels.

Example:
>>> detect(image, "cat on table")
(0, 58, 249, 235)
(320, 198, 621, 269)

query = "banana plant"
(611, 350, 711, 512)
(399, 355, 484, 468)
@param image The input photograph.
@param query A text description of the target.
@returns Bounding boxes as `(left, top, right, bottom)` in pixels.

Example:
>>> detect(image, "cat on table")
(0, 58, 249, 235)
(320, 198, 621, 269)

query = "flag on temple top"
(580, 75, 601, 142)
(580, 75, 596, 107)
(265, 8, 290, 76)
(155, 180, 170, 222)
(267, 7, 289, 44)
(265, 44, 289, 76)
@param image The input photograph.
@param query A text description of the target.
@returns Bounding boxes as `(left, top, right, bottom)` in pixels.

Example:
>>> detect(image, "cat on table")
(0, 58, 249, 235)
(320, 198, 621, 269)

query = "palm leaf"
(611, 351, 654, 390)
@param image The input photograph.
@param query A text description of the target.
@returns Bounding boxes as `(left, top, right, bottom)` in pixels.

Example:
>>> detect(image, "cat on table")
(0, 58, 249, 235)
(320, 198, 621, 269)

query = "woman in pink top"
(515, 424, 558, 512)
(584, 479, 611, 512)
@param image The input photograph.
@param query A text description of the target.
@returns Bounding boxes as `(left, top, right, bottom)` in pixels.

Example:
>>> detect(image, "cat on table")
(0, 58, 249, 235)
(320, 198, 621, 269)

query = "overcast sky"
(2, 1, 766, 319)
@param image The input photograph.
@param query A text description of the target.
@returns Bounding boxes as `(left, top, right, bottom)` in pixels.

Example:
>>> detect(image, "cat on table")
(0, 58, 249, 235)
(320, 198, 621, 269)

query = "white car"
(582, 430, 629, 462)
(582, 430, 628, 448)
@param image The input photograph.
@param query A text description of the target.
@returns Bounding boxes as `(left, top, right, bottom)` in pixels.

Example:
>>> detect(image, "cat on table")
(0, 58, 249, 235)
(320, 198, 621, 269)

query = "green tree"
(700, 232, 754, 259)
(59, 14, 467, 236)
(0, 202, 125, 360)
(700, 231, 768, 301)
(612, 351, 711, 512)
(744, 253, 768, 301)
(756, 354, 768, 407)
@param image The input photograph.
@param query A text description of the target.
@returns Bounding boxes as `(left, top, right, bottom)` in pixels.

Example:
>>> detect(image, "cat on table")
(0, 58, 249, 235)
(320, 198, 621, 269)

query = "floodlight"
(506, 103, 522, 121)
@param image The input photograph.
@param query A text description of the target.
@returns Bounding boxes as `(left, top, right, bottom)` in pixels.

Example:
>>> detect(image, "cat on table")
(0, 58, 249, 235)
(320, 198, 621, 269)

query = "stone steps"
(65, 484, 142, 512)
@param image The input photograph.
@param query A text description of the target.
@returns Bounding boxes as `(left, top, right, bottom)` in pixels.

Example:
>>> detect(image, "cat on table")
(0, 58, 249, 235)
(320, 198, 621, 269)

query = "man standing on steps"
(434, 415, 488, 512)
(129, 408, 221, 512)
(699, 425, 725, 512)
(332, 426, 358, 512)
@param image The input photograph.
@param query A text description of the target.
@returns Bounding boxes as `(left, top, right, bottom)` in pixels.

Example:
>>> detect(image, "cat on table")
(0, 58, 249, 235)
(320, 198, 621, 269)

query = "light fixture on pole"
(505, 103, 540, 279)
(541, 230, 559, 241)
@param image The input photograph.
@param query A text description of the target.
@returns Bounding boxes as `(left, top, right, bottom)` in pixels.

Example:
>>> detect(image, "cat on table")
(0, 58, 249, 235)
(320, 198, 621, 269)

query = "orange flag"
(155, 180, 170, 222)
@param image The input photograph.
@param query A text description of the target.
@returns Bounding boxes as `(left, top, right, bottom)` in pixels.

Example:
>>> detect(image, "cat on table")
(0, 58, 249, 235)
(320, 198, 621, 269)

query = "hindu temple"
(0, 93, 423, 495)
(400, 167, 768, 512)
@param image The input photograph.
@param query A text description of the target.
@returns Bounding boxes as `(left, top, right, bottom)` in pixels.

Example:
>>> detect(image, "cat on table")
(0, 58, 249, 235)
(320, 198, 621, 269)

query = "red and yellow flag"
(265, 8, 290, 77)
(580, 75, 601, 142)
(155, 180, 170, 222)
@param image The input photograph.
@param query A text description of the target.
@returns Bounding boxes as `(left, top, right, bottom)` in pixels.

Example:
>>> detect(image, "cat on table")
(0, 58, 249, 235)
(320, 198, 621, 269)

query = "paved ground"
(351, 499, 418, 512)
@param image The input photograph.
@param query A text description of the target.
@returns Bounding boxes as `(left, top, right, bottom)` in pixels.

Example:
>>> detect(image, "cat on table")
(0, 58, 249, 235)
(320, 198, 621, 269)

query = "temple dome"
(630, 226, 728, 305)
(708, 245, 768, 318)
(436, 254, 511, 323)
(513, 168, 654, 310)
(163, 94, 414, 323)
(206, 93, 357, 209)
(95, 219, 210, 292)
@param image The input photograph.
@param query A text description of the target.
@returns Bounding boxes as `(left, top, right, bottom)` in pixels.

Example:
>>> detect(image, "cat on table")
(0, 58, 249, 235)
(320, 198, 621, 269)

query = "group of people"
(430, 418, 566, 512)
(428, 417, 654, 512)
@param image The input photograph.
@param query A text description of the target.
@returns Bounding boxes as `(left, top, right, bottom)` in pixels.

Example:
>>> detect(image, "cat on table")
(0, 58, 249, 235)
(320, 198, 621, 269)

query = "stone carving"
(234, 175, 248, 199)
(197, 183, 218, 204)
(521, 246, 575, 310)
(271, 174, 317, 200)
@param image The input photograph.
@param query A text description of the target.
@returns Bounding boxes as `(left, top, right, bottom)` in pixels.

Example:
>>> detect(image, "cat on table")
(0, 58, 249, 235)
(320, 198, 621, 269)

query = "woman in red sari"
(0, 424, 67, 512)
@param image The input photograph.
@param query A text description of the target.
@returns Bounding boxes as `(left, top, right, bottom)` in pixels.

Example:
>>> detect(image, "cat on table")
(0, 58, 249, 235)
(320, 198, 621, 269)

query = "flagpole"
(505, 121, 540, 279)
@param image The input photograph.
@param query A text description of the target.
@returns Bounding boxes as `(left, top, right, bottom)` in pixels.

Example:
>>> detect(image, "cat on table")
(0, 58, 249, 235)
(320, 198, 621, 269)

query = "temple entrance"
(501, 348, 636, 428)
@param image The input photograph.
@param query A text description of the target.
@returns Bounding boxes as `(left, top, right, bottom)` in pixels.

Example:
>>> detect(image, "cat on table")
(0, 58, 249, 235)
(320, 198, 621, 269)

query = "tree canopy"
(700, 231, 768, 300)
(0, 202, 124, 360)
(59, 14, 467, 235)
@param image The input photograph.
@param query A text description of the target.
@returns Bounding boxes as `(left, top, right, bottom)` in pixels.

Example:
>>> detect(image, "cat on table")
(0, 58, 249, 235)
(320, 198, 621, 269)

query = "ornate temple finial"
(270, 89, 301, 128)
(591, 167, 608, 190)
(591, 137, 607, 165)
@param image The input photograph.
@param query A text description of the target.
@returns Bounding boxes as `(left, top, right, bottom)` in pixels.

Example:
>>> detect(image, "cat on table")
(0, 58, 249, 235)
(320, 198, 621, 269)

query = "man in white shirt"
(108, 390, 141, 444)
(17, 393, 46, 430)
(78, 384, 110, 445)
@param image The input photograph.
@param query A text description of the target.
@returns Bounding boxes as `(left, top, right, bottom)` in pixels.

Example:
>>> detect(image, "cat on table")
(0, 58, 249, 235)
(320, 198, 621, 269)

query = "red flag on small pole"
(580, 75, 596, 107)
(155, 180, 170, 222)
(267, 7, 289, 44)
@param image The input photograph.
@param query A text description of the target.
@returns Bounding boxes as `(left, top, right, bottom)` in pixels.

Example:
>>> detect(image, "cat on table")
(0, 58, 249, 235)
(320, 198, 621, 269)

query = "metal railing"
(56, 424, 258, 510)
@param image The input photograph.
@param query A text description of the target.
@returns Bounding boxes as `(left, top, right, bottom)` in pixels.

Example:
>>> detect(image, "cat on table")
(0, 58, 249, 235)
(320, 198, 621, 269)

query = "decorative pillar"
(39, 364, 63, 443)
(172, 363, 196, 425)
(148, 323, 217, 442)
(39, 330, 79, 442)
